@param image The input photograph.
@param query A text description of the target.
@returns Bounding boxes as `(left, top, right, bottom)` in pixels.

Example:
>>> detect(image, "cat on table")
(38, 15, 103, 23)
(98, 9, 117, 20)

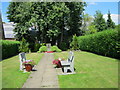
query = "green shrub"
(19, 38, 30, 53)
(50, 45, 62, 52)
(38, 46, 47, 53)
(70, 34, 79, 50)
(78, 29, 119, 59)
(2, 40, 20, 59)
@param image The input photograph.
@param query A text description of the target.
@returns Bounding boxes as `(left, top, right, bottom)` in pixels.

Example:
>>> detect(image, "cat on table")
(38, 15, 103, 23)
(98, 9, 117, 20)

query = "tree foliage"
(93, 10, 107, 31)
(85, 24, 97, 35)
(7, 2, 86, 48)
(107, 10, 115, 29)
(81, 13, 93, 35)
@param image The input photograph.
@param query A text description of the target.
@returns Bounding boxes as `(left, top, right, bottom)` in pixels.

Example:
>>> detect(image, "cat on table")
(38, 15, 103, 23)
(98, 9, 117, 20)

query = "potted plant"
(22, 60, 36, 72)
(52, 58, 64, 68)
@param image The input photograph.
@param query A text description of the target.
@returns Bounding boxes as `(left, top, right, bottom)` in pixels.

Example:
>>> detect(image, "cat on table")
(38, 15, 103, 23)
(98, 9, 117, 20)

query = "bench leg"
(20, 62, 23, 71)
(71, 67, 74, 73)
(64, 67, 67, 73)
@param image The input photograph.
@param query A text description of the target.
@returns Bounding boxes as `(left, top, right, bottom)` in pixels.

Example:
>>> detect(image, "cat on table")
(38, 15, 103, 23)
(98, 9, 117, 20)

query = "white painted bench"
(19, 52, 30, 71)
(61, 51, 74, 73)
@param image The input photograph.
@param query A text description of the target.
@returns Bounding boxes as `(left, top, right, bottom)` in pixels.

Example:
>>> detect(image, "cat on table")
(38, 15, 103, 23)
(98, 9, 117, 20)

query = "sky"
(85, 2, 119, 25)
(1, 2, 119, 25)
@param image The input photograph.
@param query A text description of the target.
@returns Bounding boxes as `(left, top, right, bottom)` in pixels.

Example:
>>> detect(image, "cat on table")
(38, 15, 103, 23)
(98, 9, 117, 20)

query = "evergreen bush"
(78, 29, 119, 59)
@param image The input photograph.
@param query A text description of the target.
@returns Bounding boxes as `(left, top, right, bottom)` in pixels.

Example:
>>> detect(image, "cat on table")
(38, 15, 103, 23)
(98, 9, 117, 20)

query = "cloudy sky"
(1, 2, 119, 25)
(85, 2, 119, 25)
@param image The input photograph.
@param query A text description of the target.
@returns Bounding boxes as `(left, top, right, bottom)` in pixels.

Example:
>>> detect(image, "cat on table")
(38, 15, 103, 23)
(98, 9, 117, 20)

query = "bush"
(70, 34, 79, 50)
(38, 46, 47, 53)
(50, 45, 62, 52)
(78, 29, 119, 59)
(2, 40, 20, 59)
(19, 38, 30, 53)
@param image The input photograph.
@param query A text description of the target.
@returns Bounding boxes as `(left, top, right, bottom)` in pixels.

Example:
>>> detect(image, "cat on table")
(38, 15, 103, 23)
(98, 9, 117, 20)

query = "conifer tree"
(93, 10, 107, 31)
(107, 10, 115, 29)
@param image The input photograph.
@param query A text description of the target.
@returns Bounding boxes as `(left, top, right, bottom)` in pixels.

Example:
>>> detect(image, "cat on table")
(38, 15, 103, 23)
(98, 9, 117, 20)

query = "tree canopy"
(93, 10, 107, 31)
(107, 10, 115, 29)
(7, 2, 86, 47)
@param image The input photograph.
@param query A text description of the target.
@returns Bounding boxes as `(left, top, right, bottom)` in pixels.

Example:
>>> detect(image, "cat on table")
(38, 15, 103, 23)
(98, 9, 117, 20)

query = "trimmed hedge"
(78, 29, 119, 59)
(50, 45, 62, 52)
(2, 40, 20, 59)
(37, 46, 47, 53)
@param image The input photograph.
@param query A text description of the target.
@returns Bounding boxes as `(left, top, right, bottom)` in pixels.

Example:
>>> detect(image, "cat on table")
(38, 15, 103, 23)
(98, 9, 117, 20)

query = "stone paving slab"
(22, 53, 59, 88)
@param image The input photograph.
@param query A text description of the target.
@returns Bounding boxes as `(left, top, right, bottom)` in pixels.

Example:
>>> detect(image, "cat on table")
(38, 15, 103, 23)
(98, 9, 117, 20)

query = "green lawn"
(2, 53, 43, 88)
(0, 62, 2, 90)
(54, 51, 118, 88)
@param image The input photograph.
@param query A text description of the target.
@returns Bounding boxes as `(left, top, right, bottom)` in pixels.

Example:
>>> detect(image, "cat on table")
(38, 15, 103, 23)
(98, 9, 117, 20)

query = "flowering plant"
(22, 60, 36, 66)
(52, 58, 64, 68)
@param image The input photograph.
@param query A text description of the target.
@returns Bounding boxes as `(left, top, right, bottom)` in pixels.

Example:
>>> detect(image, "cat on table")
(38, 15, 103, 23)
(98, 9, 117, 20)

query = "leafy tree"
(85, 24, 97, 35)
(93, 10, 107, 31)
(65, 2, 86, 36)
(7, 2, 36, 42)
(107, 10, 115, 29)
(81, 13, 93, 35)
(7, 2, 86, 49)
(7, 2, 23, 23)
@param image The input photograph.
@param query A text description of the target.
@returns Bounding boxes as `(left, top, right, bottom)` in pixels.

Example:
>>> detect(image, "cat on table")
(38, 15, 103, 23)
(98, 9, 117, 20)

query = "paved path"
(22, 53, 59, 88)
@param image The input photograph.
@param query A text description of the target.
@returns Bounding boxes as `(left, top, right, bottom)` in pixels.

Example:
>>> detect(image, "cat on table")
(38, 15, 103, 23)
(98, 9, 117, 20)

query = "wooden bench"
(61, 51, 74, 73)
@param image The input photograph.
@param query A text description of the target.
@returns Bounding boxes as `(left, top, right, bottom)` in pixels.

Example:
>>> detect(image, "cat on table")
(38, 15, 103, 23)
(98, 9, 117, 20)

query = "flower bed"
(45, 51, 54, 53)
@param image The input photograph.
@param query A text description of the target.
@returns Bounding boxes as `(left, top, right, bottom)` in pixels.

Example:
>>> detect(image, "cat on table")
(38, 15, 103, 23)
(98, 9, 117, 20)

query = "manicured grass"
(2, 53, 44, 88)
(54, 51, 118, 88)
(0, 62, 2, 90)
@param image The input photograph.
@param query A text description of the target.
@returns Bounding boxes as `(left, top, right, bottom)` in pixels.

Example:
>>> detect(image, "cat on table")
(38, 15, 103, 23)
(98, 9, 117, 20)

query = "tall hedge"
(2, 40, 20, 59)
(78, 29, 119, 59)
